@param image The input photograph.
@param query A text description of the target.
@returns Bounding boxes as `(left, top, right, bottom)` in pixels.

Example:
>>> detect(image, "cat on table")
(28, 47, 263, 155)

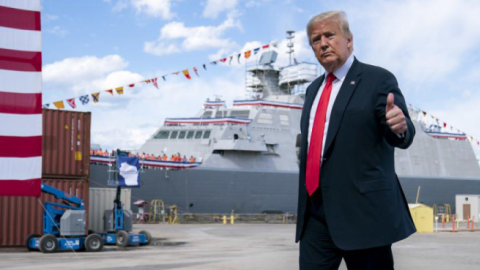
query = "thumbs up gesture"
(385, 93, 407, 134)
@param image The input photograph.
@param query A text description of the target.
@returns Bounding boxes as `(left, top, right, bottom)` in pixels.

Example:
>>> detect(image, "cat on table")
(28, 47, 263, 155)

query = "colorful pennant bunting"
(66, 98, 76, 109)
(53, 101, 65, 109)
(116, 87, 124, 94)
(92, 93, 100, 103)
(152, 77, 159, 89)
(193, 67, 199, 77)
(106, 89, 114, 95)
(245, 50, 252, 59)
(183, 69, 191, 80)
(79, 95, 89, 105)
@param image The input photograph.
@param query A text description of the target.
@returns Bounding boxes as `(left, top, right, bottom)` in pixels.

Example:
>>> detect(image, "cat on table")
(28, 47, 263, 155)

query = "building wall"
(455, 195, 480, 221)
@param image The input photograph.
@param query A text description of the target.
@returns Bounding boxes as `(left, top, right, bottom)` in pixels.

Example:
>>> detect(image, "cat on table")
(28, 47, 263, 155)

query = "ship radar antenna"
(286, 30, 295, 66)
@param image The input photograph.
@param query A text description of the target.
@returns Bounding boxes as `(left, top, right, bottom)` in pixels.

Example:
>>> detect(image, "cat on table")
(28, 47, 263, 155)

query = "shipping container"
(88, 188, 131, 233)
(0, 179, 89, 247)
(42, 109, 91, 179)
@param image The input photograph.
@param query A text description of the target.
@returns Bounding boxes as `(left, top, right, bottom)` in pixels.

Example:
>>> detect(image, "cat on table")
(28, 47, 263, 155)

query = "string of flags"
(42, 44, 271, 110)
(407, 104, 480, 148)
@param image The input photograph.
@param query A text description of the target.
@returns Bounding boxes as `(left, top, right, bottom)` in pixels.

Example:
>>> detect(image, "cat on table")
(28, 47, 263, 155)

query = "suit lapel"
(323, 58, 363, 155)
(302, 75, 325, 133)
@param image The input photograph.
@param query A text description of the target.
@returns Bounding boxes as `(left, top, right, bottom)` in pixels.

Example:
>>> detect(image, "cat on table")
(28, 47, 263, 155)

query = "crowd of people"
(90, 149, 197, 163)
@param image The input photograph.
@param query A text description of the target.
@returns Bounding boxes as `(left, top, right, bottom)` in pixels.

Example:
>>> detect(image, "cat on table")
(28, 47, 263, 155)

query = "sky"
(40, 0, 480, 162)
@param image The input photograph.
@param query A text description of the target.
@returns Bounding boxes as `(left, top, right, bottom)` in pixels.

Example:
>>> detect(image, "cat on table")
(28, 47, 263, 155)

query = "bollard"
(457, 216, 460, 230)
(442, 215, 445, 229)
(222, 215, 227, 225)
(471, 220, 474, 231)
(468, 219, 470, 229)
(230, 214, 234, 225)
(452, 215, 456, 232)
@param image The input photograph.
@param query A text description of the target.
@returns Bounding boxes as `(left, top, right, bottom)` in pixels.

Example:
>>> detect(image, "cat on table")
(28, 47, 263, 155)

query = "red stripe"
(0, 136, 41, 157)
(0, 48, 42, 72)
(0, 92, 42, 114)
(0, 5, 41, 31)
(0, 179, 41, 197)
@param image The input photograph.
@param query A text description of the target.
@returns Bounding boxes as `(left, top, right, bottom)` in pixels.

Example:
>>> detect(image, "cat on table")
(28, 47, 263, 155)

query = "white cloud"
(131, 0, 175, 19)
(43, 55, 140, 98)
(110, 0, 176, 19)
(46, 26, 68, 37)
(144, 13, 241, 56)
(203, 0, 239, 19)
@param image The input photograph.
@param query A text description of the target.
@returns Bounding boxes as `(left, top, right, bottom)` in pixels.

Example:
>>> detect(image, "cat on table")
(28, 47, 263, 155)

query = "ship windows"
(215, 110, 228, 117)
(230, 110, 250, 118)
(257, 113, 273, 124)
(279, 115, 290, 126)
(154, 131, 170, 139)
(203, 130, 211, 139)
(186, 131, 195, 139)
(202, 111, 213, 117)
(195, 131, 203, 139)
(170, 131, 178, 139)
(178, 131, 186, 139)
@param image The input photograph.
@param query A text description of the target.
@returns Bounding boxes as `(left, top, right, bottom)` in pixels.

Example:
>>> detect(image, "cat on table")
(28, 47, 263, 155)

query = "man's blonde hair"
(306, 11, 352, 45)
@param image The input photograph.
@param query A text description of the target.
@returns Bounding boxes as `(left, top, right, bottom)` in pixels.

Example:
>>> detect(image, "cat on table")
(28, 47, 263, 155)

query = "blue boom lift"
(100, 186, 152, 247)
(26, 183, 103, 253)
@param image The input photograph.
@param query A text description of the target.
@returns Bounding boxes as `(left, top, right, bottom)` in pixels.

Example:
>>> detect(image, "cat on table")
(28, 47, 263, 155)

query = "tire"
(139, 230, 152, 246)
(85, 234, 103, 252)
(39, 234, 58, 253)
(26, 233, 41, 251)
(115, 230, 129, 247)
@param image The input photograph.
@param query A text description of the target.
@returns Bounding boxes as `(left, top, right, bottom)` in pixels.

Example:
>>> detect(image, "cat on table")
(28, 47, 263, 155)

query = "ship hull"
(90, 164, 480, 214)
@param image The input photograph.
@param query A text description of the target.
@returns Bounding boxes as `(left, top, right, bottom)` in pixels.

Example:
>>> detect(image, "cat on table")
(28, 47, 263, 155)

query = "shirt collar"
(325, 53, 354, 82)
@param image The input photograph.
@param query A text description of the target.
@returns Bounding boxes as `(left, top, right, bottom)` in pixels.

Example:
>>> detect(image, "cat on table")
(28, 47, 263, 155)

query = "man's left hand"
(385, 93, 407, 135)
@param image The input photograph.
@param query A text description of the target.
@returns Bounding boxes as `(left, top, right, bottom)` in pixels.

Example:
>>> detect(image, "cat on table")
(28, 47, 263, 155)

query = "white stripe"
(0, 114, 41, 137)
(0, 0, 41, 11)
(0, 69, 41, 94)
(0, 156, 41, 180)
(0, 26, 41, 52)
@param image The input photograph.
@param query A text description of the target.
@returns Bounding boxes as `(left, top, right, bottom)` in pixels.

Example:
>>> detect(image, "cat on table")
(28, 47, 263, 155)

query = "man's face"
(310, 19, 353, 73)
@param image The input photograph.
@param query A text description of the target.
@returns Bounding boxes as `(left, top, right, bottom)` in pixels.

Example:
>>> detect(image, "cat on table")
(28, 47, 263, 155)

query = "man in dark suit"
(297, 11, 416, 270)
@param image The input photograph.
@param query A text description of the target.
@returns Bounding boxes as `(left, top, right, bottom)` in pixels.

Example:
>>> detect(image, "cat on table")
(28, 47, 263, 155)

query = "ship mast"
(286, 30, 295, 66)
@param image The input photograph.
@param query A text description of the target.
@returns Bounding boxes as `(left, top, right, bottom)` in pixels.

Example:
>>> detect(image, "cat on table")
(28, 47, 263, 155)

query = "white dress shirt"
(307, 54, 354, 157)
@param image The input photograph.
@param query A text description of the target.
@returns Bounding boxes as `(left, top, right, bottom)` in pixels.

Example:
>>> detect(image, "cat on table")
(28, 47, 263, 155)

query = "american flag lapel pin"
(350, 81, 355, 85)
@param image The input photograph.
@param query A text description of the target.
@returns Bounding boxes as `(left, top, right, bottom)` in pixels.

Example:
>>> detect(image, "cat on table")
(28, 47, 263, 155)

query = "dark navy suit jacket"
(295, 58, 416, 250)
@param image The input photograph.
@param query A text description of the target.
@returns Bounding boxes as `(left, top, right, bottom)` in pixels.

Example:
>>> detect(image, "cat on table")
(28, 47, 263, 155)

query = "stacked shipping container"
(0, 110, 91, 247)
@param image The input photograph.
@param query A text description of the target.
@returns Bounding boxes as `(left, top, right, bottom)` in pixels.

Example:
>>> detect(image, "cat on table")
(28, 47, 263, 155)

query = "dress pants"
(299, 191, 394, 270)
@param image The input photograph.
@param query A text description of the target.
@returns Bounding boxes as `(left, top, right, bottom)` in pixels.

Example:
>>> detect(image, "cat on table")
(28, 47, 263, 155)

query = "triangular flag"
(152, 77, 158, 89)
(203, 64, 207, 70)
(106, 89, 114, 95)
(162, 75, 167, 81)
(42, 104, 50, 109)
(172, 71, 180, 75)
(129, 84, 135, 87)
(237, 53, 241, 64)
(193, 67, 199, 77)
(477, 141, 479, 146)
(422, 111, 427, 117)
(229, 56, 233, 65)
(66, 98, 76, 109)
(220, 58, 227, 63)
(53, 101, 65, 109)
(443, 122, 447, 128)
(92, 92, 100, 103)
(79, 95, 89, 105)
(144, 79, 151, 83)
(210, 61, 217, 65)
(245, 50, 252, 59)
(253, 48, 260, 55)
(183, 69, 191, 80)
(262, 44, 270, 49)
(116, 87, 124, 94)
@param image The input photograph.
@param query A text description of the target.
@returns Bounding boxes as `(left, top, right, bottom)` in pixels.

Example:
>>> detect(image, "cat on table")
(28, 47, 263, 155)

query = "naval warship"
(90, 33, 480, 215)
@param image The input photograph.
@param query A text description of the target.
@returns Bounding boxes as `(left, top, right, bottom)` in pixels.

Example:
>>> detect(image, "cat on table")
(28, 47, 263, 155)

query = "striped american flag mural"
(0, 0, 42, 196)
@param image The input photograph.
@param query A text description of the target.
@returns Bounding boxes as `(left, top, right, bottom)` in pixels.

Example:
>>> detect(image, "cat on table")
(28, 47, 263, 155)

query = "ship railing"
(141, 212, 297, 224)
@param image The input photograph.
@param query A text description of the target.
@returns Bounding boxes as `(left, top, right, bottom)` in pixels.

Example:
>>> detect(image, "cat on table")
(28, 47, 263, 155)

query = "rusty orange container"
(0, 178, 89, 247)
(42, 109, 91, 179)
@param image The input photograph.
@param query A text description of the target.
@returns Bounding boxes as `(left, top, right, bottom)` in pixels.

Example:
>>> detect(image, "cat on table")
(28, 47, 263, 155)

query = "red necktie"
(306, 73, 336, 196)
